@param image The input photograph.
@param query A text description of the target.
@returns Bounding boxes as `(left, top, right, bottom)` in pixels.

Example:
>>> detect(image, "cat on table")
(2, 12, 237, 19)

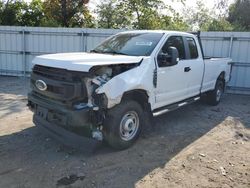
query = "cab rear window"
(186, 37, 198, 59)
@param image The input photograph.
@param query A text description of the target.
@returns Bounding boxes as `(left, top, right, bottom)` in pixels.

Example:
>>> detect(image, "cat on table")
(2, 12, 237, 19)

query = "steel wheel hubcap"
(216, 87, 222, 101)
(119, 111, 139, 141)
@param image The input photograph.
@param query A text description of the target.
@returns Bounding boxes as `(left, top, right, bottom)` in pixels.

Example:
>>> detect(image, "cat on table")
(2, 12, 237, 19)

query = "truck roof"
(119, 30, 195, 37)
(119, 30, 203, 58)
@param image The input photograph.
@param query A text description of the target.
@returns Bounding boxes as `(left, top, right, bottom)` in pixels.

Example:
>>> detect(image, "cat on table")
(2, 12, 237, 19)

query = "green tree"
(95, 0, 132, 29)
(0, 1, 3, 24)
(162, 13, 189, 31)
(120, 0, 165, 29)
(0, 0, 26, 26)
(228, 0, 250, 31)
(94, 0, 189, 30)
(205, 18, 233, 31)
(21, 0, 44, 26)
(43, 0, 95, 27)
(183, 0, 214, 31)
(69, 5, 95, 27)
(182, 0, 234, 31)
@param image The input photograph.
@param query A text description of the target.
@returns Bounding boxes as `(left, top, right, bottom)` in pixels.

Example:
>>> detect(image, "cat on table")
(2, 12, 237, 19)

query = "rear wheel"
(206, 79, 224, 106)
(103, 100, 143, 150)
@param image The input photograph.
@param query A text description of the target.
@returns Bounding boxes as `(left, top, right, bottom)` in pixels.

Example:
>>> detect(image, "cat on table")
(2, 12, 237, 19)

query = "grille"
(31, 65, 88, 102)
(33, 65, 84, 82)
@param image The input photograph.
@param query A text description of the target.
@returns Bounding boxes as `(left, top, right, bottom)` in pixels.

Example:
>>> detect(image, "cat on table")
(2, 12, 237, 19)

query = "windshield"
(91, 33, 163, 56)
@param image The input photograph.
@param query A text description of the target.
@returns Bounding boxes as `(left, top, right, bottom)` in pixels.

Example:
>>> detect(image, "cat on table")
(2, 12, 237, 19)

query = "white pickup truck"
(28, 30, 232, 149)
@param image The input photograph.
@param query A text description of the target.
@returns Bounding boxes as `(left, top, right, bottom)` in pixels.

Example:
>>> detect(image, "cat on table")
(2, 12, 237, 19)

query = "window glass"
(187, 37, 198, 59)
(161, 36, 185, 60)
(93, 33, 163, 56)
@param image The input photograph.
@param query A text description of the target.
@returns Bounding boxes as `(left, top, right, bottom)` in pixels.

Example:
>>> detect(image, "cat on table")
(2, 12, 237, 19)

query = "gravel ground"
(0, 76, 249, 188)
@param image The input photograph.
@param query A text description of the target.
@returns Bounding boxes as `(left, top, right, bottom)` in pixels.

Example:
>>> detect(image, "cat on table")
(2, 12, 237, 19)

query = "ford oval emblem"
(35, 80, 47, 91)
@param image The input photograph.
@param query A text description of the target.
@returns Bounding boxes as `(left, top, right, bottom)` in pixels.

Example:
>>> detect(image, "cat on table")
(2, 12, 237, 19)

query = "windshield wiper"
(90, 49, 101, 53)
(90, 49, 128, 56)
(104, 50, 129, 56)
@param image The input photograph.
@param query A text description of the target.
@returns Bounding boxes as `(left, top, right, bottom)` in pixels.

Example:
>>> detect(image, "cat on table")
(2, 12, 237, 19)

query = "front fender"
(96, 59, 154, 108)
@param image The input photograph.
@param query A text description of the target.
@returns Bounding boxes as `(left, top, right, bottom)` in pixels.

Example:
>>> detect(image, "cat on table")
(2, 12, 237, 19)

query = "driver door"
(154, 35, 190, 109)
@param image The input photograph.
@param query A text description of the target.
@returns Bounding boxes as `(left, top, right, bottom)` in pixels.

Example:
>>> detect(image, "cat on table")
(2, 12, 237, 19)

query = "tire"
(103, 100, 143, 150)
(206, 79, 224, 106)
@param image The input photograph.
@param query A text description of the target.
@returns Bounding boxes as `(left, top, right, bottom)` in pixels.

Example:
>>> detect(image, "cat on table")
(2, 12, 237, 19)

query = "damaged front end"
(28, 62, 139, 141)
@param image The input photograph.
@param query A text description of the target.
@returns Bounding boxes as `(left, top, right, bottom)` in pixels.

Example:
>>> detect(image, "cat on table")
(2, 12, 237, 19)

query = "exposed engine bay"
(85, 63, 139, 109)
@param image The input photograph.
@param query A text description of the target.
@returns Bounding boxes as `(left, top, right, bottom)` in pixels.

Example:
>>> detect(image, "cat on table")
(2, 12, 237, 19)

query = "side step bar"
(153, 96, 200, 117)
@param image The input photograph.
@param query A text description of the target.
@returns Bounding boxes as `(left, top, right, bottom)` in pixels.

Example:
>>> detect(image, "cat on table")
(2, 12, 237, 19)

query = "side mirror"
(168, 47, 179, 65)
(157, 47, 179, 67)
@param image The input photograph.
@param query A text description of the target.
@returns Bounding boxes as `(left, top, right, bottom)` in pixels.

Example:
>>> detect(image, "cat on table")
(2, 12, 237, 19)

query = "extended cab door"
(154, 35, 190, 108)
(183, 37, 204, 98)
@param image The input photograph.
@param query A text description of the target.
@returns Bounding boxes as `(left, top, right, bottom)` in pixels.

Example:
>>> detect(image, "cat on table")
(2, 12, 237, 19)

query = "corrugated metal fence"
(0, 26, 250, 94)
(0, 26, 121, 77)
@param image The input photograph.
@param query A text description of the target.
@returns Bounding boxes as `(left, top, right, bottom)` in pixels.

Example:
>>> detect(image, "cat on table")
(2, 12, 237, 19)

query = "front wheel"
(206, 79, 224, 106)
(103, 100, 143, 150)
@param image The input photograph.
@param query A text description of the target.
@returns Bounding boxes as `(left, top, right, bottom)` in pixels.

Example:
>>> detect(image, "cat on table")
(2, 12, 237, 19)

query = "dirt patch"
(0, 76, 249, 188)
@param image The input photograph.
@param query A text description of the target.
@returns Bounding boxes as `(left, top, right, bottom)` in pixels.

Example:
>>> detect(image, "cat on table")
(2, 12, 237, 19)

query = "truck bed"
(202, 57, 232, 93)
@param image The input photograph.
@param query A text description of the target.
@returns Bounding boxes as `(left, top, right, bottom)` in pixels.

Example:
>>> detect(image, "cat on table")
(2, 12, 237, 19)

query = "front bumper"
(28, 92, 95, 138)
(33, 115, 100, 150)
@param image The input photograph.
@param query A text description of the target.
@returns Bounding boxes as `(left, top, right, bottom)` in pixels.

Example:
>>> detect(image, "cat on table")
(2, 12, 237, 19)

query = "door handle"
(184, 67, 191, 72)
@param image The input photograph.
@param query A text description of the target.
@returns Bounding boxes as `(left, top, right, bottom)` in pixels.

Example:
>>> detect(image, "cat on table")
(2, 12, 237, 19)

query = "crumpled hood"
(32, 52, 143, 72)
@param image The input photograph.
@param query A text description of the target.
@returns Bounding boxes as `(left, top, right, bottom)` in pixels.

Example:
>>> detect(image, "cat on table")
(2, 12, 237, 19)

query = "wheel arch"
(121, 89, 151, 112)
(218, 71, 226, 91)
